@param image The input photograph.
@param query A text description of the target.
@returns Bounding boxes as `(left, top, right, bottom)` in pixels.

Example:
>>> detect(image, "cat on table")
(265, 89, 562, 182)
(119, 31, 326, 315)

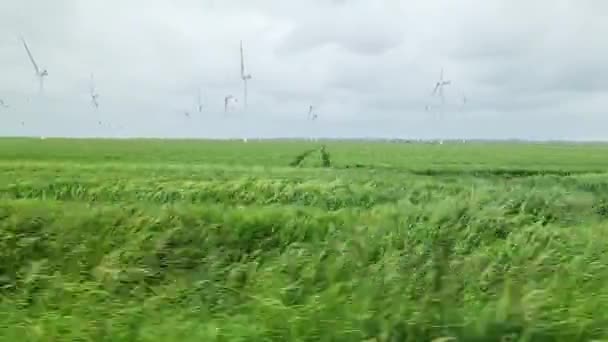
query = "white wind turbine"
(178, 89, 203, 119)
(431, 68, 451, 112)
(307, 105, 319, 141)
(426, 68, 452, 144)
(224, 95, 238, 113)
(308, 105, 318, 121)
(89, 73, 100, 109)
(240, 40, 252, 110)
(458, 92, 468, 113)
(197, 87, 205, 113)
(20, 36, 48, 93)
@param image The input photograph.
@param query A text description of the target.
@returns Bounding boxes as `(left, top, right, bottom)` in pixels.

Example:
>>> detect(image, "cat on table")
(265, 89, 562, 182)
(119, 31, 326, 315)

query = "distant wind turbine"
(224, 95, 237, 113)
(20, 36, 48, 93)
(426, 68, 452, 118)
(240, 40, 252, 110)
(426, 68, 453, 145)
(308, 105, 318, 121)
(89, 73, 99, 109)
(197, 87, 204, 113)
(0, 99, 8, 109)
(431, 68, 451, 105)
(307, 105, 318, 141)
(459, 93, 468, 112)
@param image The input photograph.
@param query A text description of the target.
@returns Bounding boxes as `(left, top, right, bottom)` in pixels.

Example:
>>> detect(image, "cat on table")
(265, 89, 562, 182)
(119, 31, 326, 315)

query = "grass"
(1, 138, 608, 341)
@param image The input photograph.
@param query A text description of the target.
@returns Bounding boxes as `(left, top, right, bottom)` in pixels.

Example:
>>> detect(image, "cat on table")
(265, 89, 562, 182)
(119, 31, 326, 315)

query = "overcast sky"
(0, 0, 607, 139)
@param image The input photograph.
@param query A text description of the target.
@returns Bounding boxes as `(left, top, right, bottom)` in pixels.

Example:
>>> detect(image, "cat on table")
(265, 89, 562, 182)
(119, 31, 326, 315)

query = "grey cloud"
(1, 0, 607, 140)
(279, 24, 403, 56)
(276, 1, 404, 56)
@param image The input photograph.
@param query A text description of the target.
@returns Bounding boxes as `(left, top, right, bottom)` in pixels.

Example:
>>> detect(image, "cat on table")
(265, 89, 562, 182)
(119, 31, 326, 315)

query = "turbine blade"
(20, 36, 40, 75)
(240, 40, 245, 78)
(432, 83, 440, 95)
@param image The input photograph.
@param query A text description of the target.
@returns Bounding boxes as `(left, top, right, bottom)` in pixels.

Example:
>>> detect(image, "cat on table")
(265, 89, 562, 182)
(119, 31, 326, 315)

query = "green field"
(2, 138, 608, 341)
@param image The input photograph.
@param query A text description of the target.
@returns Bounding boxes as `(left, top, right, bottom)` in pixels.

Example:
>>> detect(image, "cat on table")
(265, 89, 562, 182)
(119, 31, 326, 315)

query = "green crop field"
(2, 138, 608, 341)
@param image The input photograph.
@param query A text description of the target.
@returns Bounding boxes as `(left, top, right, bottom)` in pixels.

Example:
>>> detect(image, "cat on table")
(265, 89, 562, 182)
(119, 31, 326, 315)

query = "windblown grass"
(1, 138, 608, 341)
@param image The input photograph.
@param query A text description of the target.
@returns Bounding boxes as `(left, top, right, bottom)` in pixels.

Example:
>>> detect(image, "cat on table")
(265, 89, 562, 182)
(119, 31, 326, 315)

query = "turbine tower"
(20, 36, 48, 93)
(240, 40, 252, 110)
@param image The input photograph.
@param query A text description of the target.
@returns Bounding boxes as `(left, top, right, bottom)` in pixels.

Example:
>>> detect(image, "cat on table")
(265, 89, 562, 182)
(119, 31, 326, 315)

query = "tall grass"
(1, 138, 608, 341)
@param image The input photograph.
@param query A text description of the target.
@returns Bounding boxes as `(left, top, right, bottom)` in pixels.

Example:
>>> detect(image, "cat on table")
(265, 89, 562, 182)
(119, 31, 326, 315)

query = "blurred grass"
(1, 138, 608, 341)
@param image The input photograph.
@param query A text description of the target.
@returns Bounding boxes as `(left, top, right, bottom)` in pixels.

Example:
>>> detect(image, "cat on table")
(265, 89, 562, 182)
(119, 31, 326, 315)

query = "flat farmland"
(2, 138, 608, 341)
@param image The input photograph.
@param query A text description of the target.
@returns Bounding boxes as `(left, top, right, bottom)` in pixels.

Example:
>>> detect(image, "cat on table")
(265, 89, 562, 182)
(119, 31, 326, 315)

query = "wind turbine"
(431, 68, 451, 107)
(427, 68, 452, 144)
(177, 89, 200, 119)
(308, 105, 318, 121)
(197, 87, 204, 113)
(307, 105, 319, 142)
(89, 73, 99, 109)
(458, 93, 468, 113)
(20, 36, 48, 93)
(224, 95, 237, 113)
(240, 40, 252, 110)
